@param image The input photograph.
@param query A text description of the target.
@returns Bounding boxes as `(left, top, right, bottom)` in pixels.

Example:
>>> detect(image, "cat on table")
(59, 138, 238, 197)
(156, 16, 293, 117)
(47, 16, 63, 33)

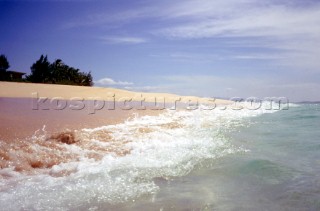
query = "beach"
(1, 82, 320, 210)
(0, 81, 231, 174)
(0, 82, 230, 140)
(2, 0, 320, 209)
(0, 81, 230, 104)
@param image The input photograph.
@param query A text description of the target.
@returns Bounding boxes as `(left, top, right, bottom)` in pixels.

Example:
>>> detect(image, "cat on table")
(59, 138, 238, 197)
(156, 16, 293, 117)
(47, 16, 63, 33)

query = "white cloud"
(153, 1, 320, 72)
(160, 74, 320, 102)
(95, 77, 133, 86)
(101, 36, 147, 44)
(123, 85, 167, 93)
(157, 1, 320, 38)
(63, 6, 155, 29)
(232, 53, 285, 60)
(62, 0, 320, 99)
(150, 52, 221, 63)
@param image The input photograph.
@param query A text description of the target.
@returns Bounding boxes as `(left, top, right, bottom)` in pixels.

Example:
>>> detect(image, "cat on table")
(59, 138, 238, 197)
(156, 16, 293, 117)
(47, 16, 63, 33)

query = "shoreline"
(0, 82, 231, 141)
(0, 97, 162, 141)
(0, 81, 231, 105)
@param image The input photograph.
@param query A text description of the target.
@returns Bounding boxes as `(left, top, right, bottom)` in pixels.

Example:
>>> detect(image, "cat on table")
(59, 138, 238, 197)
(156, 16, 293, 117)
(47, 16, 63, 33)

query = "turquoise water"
(1, 103, 320, 210)
(115, 104, 320, 210)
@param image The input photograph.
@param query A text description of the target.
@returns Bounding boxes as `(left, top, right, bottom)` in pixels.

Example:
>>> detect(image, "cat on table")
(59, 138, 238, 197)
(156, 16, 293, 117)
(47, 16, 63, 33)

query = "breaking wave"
(0, 103, 280, 210)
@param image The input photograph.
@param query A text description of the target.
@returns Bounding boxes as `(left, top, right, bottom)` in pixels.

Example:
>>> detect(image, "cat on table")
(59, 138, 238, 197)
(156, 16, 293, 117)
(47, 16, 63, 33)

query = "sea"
(0, 101, 320, 210)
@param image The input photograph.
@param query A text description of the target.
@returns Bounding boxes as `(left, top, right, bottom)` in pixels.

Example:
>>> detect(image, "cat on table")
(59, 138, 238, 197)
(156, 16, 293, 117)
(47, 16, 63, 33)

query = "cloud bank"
(95, 77, 133, 86)
(64, 0, 320, 100)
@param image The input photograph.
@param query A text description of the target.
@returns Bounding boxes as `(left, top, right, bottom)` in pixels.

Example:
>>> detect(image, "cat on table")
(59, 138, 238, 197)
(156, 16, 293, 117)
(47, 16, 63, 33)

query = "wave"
(0, 103, 279, 210)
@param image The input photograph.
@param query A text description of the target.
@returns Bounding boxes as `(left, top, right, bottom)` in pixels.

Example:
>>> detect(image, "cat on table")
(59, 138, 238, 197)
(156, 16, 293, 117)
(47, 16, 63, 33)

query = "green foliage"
(0, 54, 10, 81)
(26, 55, 93, 86)
(0, 54, 10, 71)
(26, 55, 51, 83)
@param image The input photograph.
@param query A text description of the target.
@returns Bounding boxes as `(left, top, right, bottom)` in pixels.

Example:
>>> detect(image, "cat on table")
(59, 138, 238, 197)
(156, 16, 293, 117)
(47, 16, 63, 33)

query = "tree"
(0, 54, 10, 81)
(26, 55, 51, 83)
(50, 59, 66, 84)
(0, 54, 10, 72)
(84, 72, 93, 86)
(26, 55, 93, 86)
(76, 71, 93, 86)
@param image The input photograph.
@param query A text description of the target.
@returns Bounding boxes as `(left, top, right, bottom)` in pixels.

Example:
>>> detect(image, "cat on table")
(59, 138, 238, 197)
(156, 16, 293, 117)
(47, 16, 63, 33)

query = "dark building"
(6, 70, 26, 80)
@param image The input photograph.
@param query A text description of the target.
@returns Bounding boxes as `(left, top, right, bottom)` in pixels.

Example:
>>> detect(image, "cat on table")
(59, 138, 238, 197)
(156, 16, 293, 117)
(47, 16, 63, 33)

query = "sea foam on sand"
(0, 102, 280, 210)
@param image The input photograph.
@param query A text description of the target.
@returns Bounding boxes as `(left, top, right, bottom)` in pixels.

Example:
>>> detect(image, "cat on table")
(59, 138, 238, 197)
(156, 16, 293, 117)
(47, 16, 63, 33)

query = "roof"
(6, 70, 26, 75)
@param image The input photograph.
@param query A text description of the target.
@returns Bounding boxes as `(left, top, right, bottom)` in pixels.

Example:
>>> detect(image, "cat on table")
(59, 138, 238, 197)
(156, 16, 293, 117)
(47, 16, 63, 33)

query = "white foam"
(0, 104, 280, 210)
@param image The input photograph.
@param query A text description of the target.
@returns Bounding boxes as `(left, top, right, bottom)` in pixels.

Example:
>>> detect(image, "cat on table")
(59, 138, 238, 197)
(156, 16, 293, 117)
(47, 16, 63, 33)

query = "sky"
(1, 0, 320, 102)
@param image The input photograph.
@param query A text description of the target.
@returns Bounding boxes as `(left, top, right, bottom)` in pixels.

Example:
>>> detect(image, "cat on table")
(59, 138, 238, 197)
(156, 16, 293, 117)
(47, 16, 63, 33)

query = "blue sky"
(1, 0, 320, 101)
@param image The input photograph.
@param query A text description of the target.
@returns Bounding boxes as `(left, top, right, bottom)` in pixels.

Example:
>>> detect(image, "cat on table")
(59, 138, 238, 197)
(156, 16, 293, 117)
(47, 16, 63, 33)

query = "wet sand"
(0, 82, 231, 141)
(0, 97, 164, 173)
(0, 98, 161, 141)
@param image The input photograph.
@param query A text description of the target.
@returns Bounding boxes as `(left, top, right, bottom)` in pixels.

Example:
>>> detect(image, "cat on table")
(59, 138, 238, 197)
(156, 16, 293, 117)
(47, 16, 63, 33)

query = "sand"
(0, 82, 231, 105)
(0, 82, 232, 173)
(0, 82, 231, 141)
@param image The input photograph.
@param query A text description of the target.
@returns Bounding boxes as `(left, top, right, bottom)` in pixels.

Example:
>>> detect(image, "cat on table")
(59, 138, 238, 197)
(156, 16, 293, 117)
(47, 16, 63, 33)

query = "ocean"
(1, 102, 319, 210)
